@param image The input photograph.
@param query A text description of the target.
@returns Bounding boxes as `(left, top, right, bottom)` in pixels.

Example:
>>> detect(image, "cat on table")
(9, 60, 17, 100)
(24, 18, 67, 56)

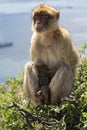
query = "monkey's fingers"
(36, 90, 42, 96)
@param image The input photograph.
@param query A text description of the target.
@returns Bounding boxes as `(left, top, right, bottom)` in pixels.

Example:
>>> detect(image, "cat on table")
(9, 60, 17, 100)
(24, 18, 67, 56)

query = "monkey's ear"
(56, 11, 60, 20)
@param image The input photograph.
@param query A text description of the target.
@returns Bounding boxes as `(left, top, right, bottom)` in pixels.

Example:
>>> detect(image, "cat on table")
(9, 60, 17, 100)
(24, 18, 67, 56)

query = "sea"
(0, 0, 87, 83)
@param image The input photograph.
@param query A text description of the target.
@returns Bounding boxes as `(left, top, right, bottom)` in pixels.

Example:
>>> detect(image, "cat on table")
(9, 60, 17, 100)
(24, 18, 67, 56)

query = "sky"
(0, 0, 65, 14)
(0, 0, 29, 2)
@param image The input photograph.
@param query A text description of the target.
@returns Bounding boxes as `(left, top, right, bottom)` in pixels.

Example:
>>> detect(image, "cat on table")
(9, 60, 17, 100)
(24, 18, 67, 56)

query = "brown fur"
(36, 63, 51, 104)
(23, 4, 81, 106)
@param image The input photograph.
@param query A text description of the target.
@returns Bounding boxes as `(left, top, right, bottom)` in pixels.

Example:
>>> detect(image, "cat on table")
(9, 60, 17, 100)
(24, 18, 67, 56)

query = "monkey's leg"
(49, 64, 74, 104)
(23, 61, 43, 106)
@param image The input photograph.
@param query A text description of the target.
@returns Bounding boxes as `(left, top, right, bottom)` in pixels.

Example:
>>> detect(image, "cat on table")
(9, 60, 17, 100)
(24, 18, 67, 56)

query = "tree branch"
(7, 102, 58, 129)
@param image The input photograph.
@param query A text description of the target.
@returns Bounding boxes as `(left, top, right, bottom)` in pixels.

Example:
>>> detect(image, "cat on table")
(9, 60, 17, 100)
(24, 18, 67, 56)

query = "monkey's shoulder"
(31, 25, 71, 48)
(54, 25, 71, 40)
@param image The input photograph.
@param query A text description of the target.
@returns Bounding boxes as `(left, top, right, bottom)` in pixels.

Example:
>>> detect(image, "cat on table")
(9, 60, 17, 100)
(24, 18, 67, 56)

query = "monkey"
(23, 4, 81, 106)
(36, 63, 51, 104)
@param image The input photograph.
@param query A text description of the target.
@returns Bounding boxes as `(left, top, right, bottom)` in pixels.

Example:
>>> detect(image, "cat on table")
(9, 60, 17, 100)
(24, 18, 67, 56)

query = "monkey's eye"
(33, 13, 48, 19)
(40, 13, 49, 17)
(40, 13, 54, 19)
(33, 13, 53, 20)
(33, 15, 38, 19)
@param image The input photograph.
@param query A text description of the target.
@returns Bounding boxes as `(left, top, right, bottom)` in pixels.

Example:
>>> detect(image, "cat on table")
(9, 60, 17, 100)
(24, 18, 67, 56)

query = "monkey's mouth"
(35, 24, 43, 32)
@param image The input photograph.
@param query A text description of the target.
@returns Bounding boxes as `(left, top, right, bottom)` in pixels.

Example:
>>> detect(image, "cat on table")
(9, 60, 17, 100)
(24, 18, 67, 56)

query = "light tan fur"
(23, 4, 81, 106)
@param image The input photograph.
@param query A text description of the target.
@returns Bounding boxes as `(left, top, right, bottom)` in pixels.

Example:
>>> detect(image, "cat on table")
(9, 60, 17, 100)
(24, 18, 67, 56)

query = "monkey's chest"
(40, 45, 60, 69)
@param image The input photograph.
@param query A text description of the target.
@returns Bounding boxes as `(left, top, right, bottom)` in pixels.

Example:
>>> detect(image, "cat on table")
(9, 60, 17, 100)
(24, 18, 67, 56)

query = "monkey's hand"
(36, 90, 42, 96)
(36, 86, 51, 105)
(36, 89, 45, 104)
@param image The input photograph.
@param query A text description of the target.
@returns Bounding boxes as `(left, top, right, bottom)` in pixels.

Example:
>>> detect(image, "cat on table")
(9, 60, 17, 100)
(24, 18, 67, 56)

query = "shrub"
(0, 44, 87, 130)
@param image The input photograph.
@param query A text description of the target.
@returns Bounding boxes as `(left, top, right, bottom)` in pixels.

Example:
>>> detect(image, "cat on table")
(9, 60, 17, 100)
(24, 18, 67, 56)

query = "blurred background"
(0, 0, 87, 83)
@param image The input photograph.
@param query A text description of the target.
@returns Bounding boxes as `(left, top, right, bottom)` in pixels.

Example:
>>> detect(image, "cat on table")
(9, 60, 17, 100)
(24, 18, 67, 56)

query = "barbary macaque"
(23, 4, 81, 106)
(36, 63, 51, 104)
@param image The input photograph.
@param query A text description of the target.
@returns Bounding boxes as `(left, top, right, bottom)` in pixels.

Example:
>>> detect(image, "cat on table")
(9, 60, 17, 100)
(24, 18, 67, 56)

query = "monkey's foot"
(61, 96, 77, 104)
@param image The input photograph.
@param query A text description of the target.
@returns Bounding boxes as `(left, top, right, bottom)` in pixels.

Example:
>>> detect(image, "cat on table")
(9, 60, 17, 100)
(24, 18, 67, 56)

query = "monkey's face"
(32, 4, 60, 32)
(32, 12, 53, 32)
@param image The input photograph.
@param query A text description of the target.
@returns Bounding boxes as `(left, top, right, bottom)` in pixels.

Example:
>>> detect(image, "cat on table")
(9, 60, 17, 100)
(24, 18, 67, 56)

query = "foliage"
(0, 44, 87, 130)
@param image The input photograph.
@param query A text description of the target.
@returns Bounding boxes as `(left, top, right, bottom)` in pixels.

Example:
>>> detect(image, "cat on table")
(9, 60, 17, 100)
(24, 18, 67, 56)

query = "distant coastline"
(0, 42, 13, 48)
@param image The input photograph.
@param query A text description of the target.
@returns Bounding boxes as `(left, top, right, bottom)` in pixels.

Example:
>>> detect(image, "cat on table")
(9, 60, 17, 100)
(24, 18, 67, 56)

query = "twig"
(7, 102, 57, 128)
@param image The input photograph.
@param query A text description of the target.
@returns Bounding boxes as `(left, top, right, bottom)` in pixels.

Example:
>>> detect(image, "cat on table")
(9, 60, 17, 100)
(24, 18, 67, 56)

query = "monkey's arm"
(23, 62, 45, 106)
(63, 39, 81, 73)
(23, 62, 40, 95)
(58, 27, 81, 73)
